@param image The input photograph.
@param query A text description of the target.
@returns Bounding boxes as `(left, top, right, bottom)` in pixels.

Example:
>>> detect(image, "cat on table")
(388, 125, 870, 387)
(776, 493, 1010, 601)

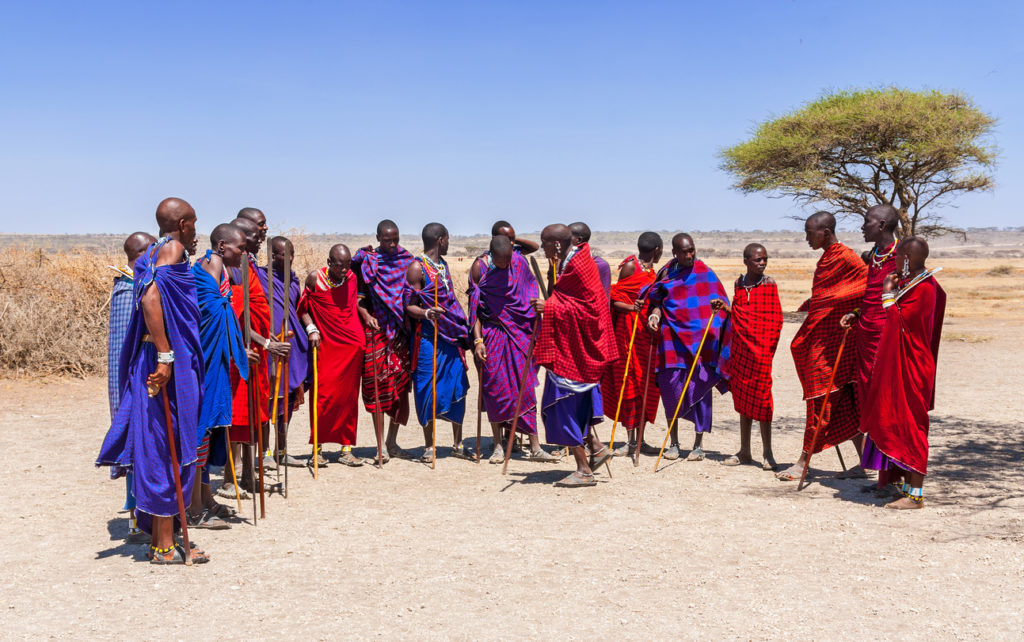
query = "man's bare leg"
(724, 416, 754, 466)
(664, 419, 681, 459)
(759, 420, 777, 470)
(489, 422, 504, 463)
(836, 433, 868, 478)
(886, 471, 925, 509)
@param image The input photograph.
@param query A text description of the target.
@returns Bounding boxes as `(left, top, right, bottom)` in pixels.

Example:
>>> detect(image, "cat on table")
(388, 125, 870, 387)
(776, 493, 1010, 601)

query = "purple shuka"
(257, 266, 309, 401)
(96, 239, 203, 527)
(404, 255, 470, 346)
(467, 251, 539, 434)
(352, 246, 415, 341)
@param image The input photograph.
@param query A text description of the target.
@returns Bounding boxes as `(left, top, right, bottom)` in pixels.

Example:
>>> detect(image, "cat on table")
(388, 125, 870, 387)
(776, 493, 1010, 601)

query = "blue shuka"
(96, 239, 204, 522)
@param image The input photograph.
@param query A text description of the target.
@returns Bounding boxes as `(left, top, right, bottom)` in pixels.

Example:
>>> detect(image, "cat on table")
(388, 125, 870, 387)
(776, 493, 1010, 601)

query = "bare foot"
(776, 464, 806, 482)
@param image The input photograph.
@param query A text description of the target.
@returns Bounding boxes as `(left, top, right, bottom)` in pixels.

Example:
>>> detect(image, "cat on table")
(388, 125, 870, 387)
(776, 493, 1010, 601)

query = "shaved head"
(743, 242, 767, 260)
(638, 231, 663, 254)
(568, 222, 592, 244)
(329, 243, 350, 263)
(237, 207, 265, 225)
(210, 223, 245, 247)
(421, 222, 448, 250)
(671, 232, 693, 248)
(866, 204, 900, 233)
(123, 232, 156, 265)
(232, 217, 261, 253)
(541, 224, 571, 245)
(491, 220, 513, 237)
(270, 235, 293, 253)
(899, 236, 929, 264)
(155, 197, 195, 235)
(489, 234, 513, 259)
(806, 210, 836, 233)
(377, 219, 399, 236)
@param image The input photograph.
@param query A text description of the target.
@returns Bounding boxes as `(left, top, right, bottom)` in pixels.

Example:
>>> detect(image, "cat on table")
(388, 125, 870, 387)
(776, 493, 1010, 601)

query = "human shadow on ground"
(96, 518, 148, 561)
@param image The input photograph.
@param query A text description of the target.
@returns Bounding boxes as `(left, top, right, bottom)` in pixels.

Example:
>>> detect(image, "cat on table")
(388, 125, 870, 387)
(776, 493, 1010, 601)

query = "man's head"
(422, 222, 449, 256)
(540, 224, 572, 261)
(237, 207, 267, 242)
(804, 211, 837, 251)
(861, 204, 900, 244)
(376, 219, 400, 255)
(123, 232, 156, 267)
(671, 232, 696, 268)
(155, 197, 198, 255)
(270, 236, 294, 271)
(489, 234, 514, 270)
(232, 216, 262, 254)
(897, 236, 929, 273)
(210, 223, 247, 268)
(491, 220, 514, 240)
(743, 242, 769, 277)
(568, 222, 591, 245)
(327, 243, 351, 282)
(637, 231, 663, 263)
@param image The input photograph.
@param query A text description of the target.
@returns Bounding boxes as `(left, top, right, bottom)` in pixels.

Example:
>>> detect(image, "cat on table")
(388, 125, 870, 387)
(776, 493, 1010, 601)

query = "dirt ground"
(2, 253, 1023, 639)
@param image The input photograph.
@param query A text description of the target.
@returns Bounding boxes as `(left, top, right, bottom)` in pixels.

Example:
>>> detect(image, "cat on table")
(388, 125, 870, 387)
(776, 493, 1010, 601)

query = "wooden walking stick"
(224, 428, 242, 514)
(429, 268, 440, 469)
(369, 333, 385, 468)
(311, 345, 320, 480)
(241, 262, 259, 525)
(153, 383, 193, 565)
(501, 314, 542, 476)
(267, 248, 277, 480)
(280, 251, 292, 496)
(654, 312, 718, 473)
(633, 341, 656, 468)
(608, 304, 643, 455)
(798, 326, 852, 491)
(475, 366, 483, 462)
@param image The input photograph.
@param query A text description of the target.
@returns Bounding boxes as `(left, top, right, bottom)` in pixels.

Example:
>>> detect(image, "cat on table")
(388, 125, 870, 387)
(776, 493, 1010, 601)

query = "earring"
(902, 257, 910, 278)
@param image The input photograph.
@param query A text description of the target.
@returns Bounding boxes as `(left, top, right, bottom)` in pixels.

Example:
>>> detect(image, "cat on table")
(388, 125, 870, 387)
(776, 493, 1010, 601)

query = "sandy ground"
(2, 257, 1024, 640)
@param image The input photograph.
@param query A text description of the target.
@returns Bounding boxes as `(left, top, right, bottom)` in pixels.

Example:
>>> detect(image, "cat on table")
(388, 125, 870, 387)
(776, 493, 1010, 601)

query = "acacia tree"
(720, 87, 997, 237)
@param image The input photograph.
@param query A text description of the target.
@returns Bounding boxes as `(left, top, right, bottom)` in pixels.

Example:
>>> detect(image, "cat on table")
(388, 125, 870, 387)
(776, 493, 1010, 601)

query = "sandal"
(388, 447, 416, 460)
(419, 447, 436, 463)
(489, 448, 505, 464)
(835, 465, 869, 480)
(686, 447, 706, 462)
(525, 448, 560, 463)
(451, 445, 474, 461)
(775, 466, 805, 482)
(188, 509, 230, 530)
(721, 454, 748, 466)
(338, 451, 364, 467)
(590, 446, 613, 472)
(554, 471, 597, 488)
(148, 544, 210, 565)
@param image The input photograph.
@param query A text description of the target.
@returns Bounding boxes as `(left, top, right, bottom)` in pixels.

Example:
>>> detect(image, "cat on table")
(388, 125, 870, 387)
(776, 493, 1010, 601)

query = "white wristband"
(263, 338, 271, 350)
(156, 351, 175, 364)
(305, 323, 319, 336)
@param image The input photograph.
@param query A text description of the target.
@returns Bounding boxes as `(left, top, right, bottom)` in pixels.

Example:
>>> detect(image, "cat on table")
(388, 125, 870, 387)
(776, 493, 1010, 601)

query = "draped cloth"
(299, 269, 365, 445)
(600, 256, 659, 430)
(723, 278, 783, 422)
(534, 243, 618, 384)
(107, 274, 134, 419)
(791, 242, 867, 454)
(257, 266, 309, 405)
(406, 256, 470, 427)
(229, 256, 271, 443)
(97, 239, 203, 525)
(855, 250, 896, 403)
(467, 251, 539, 434)
(642, 258, 729, 430)
(861, 272, 945, 475)
(353, 245, 415, 341)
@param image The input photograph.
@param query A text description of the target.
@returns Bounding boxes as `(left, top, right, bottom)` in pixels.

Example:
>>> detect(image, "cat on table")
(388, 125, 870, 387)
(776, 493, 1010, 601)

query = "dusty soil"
(2, 254, 1023, 639)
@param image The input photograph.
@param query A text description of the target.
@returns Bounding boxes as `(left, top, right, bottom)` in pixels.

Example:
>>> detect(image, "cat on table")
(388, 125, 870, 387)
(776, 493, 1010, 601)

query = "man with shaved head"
(353, 219, 416, 459)
(533, 223, 617, 486)
(860, 238, 945, 508)
(106, 231, 156, 541)
(299, 244, 367, 466)
(778, 211, 868, 482)
(468, 234, 557, 463)
(98, 197, 210, 563)
(491, 219, 540, 255)
(645, 233, 730, 461)
(405, 222, 472, 461)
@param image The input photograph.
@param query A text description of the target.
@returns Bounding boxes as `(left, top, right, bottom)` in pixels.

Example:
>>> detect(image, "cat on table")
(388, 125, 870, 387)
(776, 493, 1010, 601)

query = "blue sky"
(1, 1, 1021, 235)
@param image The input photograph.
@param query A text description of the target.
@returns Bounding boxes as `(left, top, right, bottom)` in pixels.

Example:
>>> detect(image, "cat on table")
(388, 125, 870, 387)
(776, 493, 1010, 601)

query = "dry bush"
(986, 264, 1015, 276)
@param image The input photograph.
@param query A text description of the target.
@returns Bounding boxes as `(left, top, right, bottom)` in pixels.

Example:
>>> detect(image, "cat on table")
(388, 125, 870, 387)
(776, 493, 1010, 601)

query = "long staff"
(429, 269, 440, 469)
(281, 251, 292, 496)
(269, 357, 283, 481)
(654, 312, 717, 473)
(370, 338, 384, 468)
(798, 326, 852, 491)
(633, 341, 656, 467)
(607, 303, 643, 456)
(267, 249, 277, 481)
(241, 263, 259, 524)
(551, 258, 570, 461)
(222, 318, 243, 513)
(311, 345, 320, 480)
(154, 384, 193, 565)
(474, 366, 483, 462)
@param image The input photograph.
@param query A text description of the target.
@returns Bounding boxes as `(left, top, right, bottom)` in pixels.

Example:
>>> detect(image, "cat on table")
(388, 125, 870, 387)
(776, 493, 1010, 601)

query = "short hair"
(237, 207, 264, 222)
(421, 222, 448, 247)
(270, 235, 291, 251)
(232, 217, 259, 234)
(211, 223, 244, 246)
(376, 219, 399, 236)
(671, 232, 693, 247)
(900, 236, 929, 260)
(867, 204, 900, 233)
(637, 231, 663, 254)
(489, 234, 513, 256)
(568, 222, 591, 243)
(491, 220, 512, 236)
(743, 243, 767, 260)
(807, 210, 836, 233)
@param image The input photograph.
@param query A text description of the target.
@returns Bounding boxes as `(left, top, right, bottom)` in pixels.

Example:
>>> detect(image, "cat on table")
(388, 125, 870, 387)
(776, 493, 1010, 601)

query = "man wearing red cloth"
(300, 244, 367, 467)
(600, 231, 663, 457)
(777, 212, 867, 482)
(714, 243, 783, 471)
(860, 238, 944, 509)
(222, 216, 290, 497)
(533, 224, 618, 487)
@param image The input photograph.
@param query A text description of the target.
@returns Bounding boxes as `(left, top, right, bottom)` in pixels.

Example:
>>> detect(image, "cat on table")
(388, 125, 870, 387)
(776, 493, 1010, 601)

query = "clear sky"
(1, 1, 1021, 235)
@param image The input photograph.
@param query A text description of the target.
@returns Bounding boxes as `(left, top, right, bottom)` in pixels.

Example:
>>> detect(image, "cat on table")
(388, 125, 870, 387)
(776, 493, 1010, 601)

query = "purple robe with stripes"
(257, 266, 309, 401)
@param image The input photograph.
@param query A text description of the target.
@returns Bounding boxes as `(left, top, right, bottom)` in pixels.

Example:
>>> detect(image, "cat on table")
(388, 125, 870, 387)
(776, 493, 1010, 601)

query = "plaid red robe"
(534, 243, 617, 384)
(791, 242, 867, 453)
(724, 277, 783, 422)
(600, 256, 659, 429)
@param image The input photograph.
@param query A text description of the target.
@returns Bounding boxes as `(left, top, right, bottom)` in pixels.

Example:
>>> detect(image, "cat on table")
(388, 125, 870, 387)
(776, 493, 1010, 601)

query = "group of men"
(98, 198, 945, 564)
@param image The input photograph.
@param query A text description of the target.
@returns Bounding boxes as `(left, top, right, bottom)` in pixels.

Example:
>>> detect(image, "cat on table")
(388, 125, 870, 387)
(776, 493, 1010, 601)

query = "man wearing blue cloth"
(97, 197, 209, 565)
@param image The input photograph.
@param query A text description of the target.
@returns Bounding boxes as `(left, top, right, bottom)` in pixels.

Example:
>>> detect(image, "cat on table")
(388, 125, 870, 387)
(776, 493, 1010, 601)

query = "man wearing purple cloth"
(645, 233, 730, 462)
(97, 197, 209, 565)
(469, 235, 559, 463)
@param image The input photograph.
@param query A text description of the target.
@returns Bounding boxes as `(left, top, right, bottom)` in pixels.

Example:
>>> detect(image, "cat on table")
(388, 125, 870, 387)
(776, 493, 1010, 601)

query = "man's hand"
(425, 306, 445, 322)
(308, 331, 321, 349)
(882, 272, 898, 294)
(633, 299, 644, 312)
(647, 309, 661, 332)
(840, 312, 857, 328)
(711, 299, 730, 314)
(267, 340, 291, 358)
(530, 298, 545, 314)
(147, 362, 172, 389)
(359, 308, 381, 333)
(246, 348, 259, 364)
(473, 341, 487, 362)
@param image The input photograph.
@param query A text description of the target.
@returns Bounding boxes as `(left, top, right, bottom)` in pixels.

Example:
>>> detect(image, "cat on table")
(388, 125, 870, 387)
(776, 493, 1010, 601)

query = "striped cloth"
(107, 274, 134, 419)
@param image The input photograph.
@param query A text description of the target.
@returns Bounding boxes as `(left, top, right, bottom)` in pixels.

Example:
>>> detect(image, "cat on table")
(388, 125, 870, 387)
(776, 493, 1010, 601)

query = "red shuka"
(534, 243, 618, 384)
(229, 259, 271, 443)
(600, 256, 659, 428)
(861, 273, 945, 474)
(724, 277, 783, 422)
(298, 269, 366, 445)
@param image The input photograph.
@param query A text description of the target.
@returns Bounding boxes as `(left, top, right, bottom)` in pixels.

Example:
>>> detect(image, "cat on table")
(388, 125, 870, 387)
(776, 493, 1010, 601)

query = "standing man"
(107, 231, 156, 540)
(645, 233, 730, 462)
(533, 224, 618, 487)
(569, 222, 611, 297)
(353, 220, 416, 459)
(715, 243, 783, 470)
(468, 235, 558, 463)
(237, 207, 268, 246)
(491, 220, 540, 255)
(777, 212, 867, 482)
(404, 223, 472, 461)
(860, 238, 945, 509)
(600, 231, 663, 457)
(97, 197, 209, 564)
(299, 244, 367, 466)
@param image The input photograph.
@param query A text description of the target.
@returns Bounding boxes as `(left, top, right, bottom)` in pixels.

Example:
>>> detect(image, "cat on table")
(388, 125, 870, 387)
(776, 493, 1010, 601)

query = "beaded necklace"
(870, 240, 897, 268)
(420, 252, 450, 293)
(739, 274, 764, 302)
(325, 270, 346, 289)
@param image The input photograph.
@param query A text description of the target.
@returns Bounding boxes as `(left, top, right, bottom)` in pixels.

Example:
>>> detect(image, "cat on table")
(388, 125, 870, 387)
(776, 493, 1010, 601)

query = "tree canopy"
(720, 87, 997, 238)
